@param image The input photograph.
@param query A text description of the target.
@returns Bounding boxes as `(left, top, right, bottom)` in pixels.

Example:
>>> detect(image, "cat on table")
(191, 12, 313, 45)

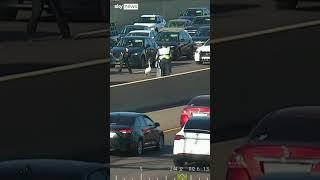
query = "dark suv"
(155, 28, 195, 60)
(179, 8, 210, 22)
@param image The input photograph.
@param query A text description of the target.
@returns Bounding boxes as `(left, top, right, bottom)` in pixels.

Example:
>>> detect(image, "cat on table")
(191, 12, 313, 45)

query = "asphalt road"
(110, 107, 210, 180)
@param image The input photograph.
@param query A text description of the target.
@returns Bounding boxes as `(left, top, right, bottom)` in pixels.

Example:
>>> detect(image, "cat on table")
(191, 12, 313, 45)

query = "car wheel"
(275, 0, 297, 9)
(132, 139, 143, 156)
(173, 157, 184, 167)
(175, 49, 181, 61)
(139, 56, 146, 69)
(155, 135, 164, 151)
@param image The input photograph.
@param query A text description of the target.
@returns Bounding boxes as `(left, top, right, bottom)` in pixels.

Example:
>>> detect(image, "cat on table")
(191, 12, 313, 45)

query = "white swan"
(144, 60, 151, 75)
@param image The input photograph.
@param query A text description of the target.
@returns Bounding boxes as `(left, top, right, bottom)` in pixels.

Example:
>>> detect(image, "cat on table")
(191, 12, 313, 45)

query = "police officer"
(158, 45, 172, 76)
(27, 0, 71, 39)
(118, 47, 133, 74)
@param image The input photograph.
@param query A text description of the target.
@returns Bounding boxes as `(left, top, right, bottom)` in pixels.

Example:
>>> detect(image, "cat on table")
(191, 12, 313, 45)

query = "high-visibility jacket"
(157, 47, 171, 61)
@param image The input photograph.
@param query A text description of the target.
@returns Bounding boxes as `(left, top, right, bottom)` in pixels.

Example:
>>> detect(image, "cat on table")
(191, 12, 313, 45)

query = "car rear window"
(110, 114, 134, 126)
(250, 116, 320, 144)
(184, 117, 210, 133)
(188, 96, 210, 107)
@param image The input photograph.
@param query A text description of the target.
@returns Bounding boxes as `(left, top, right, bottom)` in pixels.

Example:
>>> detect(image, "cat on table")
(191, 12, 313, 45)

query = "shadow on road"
(213, 3, 261, 14)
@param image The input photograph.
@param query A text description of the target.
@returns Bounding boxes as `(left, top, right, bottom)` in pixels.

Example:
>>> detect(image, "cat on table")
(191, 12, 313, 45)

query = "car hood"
(156, 41, 178, 47)
(179, 16, 195, 21)
(111, 47, 143, 54)
(192, 36, 209, 42)
(134, 23, 156, 27)
(197, 45, 210, 51)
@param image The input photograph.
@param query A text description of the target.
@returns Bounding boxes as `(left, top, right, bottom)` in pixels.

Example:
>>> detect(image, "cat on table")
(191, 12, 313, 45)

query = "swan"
(144, 60, 151, 75)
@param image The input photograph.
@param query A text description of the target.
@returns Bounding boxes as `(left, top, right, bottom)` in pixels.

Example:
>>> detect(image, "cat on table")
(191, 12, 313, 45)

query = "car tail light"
(118, 128, 133, 134)
(174, 135, 185, 140)
(226, 152, 250, 180)
(180, 110, 190, 127)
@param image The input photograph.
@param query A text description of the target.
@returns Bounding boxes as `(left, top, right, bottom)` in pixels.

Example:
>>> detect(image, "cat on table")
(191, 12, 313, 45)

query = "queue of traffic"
(109, 8, 211, 76)
(110, 95, 210, 168)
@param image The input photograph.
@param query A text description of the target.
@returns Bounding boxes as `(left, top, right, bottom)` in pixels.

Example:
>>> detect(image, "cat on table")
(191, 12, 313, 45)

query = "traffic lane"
(214, 25, 320, 141)
(212, 138, 245, 180)
(110, 59, 210, 85)
(110, 68, 210, 112)
(111, 131, 210, 180)
(214, 0, 320, 38)
(146, 106, 183, 131)
(0, 19, 106, 75)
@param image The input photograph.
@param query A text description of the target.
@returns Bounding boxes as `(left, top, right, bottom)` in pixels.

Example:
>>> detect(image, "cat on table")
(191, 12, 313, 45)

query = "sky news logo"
(114, 3, 139, 10)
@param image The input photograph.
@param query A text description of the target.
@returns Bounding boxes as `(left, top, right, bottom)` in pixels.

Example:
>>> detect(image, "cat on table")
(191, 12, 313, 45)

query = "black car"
(155, 28, 195, 60)
(179, 8, 210, 22)
(186, 15, 210, 36)
(110, 36, 158, 69)
(110, 112, 164, 156)
(192, 26, 210, 48)
(118, 25, 150, 40)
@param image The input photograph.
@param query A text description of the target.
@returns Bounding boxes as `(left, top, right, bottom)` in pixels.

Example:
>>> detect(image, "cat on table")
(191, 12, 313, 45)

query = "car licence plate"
(192, 113, 208, 117)
(263, 163, 312, 174)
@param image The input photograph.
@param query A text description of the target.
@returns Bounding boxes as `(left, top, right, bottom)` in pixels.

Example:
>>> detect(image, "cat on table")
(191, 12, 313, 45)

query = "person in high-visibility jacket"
(157, 46, 172, 76)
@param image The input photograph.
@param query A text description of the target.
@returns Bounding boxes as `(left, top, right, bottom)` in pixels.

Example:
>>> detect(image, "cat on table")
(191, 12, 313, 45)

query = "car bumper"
(110, 137, 133, 152)
(194, 51, 210, 62)
(173, 154, 210, 164)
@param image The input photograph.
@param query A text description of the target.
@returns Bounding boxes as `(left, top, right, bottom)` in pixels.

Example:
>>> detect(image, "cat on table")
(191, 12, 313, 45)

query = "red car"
(226, 106, 320, 180)
(180, 95, 210, 127)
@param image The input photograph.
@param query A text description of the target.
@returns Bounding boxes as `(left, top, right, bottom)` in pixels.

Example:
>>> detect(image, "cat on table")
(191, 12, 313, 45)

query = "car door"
(185, 31, 194, 53)
(143, 115, 159, 147)
(136, 116, 149, 147)
(179, 32, 189, 55)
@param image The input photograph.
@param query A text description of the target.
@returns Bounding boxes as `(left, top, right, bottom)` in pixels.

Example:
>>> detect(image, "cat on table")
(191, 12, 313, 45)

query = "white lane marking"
(110, 67, 210, 88)
(2, 20, 320, 82)
(214, 19, 320, 43)
(163, 127, 181, 133)
(0, 59, 106, 82)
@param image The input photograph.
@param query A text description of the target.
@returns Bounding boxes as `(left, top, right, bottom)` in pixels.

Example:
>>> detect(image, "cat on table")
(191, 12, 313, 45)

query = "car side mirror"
(155, 122, 160, 127)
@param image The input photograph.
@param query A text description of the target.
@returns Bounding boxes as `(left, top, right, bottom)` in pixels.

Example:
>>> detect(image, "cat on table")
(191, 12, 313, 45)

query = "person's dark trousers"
(118, 54, 132, 74)
(46, 0, 71, 38)
(27, 0, 44, 36)
(160, 60, 170, 76)
(27, 0, 71, 38)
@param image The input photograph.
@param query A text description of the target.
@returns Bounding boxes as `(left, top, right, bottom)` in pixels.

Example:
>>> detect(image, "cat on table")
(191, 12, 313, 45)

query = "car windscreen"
(129, 32, 149, 37)
(110, 114, 134, 126)
(188, 96, 210, 107)
(250, 116, 320, 144)
(117, 38, 144, 47)
(184, 118, 210, 133)
(139, 17, 157, 23)
(185, 9, 203, 16)
(168, 21, 186, 28)
(195, 27, 210, 36)
(155, 32, 179, 42)
(193, 17, 210, 25)
(123, 26, 146, 34)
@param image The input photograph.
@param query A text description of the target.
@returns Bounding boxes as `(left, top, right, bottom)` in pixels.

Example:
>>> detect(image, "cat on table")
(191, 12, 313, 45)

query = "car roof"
(170, 19, 189, 22)
(141, 15, 161, 17)
(128, 30, 151, 33)
(110, 112, 144, 118)
(198, 26, 210, 29)
(125, 24, 147, 27)
(121, 36, 149, 40)
(189, 116, 210, 121)
(160, 28, 186, 32)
